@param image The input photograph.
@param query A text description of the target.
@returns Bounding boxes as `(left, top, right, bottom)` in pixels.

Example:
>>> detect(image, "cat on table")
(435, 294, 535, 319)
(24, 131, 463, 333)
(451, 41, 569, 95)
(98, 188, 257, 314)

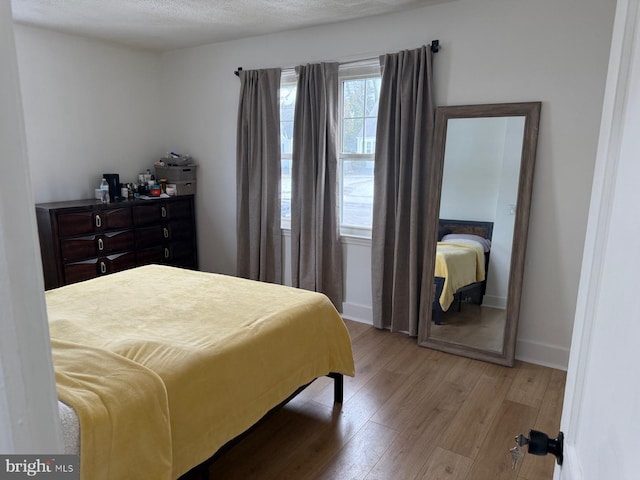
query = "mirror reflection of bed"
(419, 102, 540, 366)
(431, 219, 506, 353)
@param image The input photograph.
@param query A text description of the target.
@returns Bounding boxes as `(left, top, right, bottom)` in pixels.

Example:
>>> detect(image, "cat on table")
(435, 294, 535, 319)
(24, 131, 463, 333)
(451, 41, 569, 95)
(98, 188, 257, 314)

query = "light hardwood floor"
(206, 319, 566, 480)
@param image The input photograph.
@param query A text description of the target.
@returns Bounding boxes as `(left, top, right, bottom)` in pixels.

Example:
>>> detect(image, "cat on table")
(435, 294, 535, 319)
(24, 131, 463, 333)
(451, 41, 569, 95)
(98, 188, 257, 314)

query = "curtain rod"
(234, 39, 440, 76)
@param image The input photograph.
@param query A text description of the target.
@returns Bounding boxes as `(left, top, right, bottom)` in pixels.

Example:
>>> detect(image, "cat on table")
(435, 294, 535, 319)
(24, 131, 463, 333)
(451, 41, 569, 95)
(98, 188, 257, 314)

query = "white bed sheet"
(58, 400, 80, 455)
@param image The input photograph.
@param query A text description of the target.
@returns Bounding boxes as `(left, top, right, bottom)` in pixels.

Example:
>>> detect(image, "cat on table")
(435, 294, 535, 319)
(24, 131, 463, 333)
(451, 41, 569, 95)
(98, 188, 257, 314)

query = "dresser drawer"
(166, 241, 196, 264)
(136, 245, 164, 266)
(133, 198, 193, 226)
(63, 252, 136, 285)
(136, 241, 195, 268)
(60, 230, 135, 261)
(133, 203, 163, 226)
(166, 220, 193, 242)
(135, 225, 163, 249)
(135, 220, 193, 249)
(58, 207, 132, 236)
(165, 198, 193, 220)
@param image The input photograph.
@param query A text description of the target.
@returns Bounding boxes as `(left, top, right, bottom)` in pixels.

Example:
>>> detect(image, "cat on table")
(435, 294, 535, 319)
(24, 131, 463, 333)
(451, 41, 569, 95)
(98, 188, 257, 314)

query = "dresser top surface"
(36, 195, 194, 211)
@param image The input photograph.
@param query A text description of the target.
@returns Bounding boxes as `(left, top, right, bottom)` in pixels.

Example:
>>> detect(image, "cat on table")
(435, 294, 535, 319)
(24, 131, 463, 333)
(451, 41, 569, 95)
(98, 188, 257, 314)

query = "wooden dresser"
(36, 195, 197, 290)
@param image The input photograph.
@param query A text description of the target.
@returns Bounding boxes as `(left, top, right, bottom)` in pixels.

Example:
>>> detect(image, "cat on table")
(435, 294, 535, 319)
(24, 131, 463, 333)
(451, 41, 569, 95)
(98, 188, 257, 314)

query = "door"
(554, 1, 640, 478)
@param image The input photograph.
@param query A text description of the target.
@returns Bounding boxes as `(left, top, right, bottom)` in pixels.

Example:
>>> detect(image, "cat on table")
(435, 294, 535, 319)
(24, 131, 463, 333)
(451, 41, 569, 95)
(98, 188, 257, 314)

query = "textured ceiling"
(12, 0, 448, 52)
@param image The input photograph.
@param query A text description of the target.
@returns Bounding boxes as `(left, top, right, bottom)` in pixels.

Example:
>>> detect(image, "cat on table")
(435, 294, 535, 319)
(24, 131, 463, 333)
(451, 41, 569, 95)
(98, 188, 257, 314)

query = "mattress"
(47, 265, 355, 480)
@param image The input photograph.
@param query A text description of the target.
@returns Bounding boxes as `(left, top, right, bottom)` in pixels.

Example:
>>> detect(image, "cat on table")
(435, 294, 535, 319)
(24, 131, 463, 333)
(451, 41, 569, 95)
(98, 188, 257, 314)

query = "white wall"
(440, 117, 505, 221)
(14, 25, 164, 204)
(158, 0, 615, 369)
(487, 116, 525, 308)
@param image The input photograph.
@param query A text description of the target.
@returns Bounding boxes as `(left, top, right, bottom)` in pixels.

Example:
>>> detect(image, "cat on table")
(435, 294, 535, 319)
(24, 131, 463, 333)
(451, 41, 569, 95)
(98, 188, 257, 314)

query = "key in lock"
(509, 430, 564, 469)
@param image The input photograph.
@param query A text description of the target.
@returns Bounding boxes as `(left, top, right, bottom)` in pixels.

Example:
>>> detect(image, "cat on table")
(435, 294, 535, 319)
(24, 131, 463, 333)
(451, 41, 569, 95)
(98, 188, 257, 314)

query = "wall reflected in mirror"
(430, 116, 525, 353)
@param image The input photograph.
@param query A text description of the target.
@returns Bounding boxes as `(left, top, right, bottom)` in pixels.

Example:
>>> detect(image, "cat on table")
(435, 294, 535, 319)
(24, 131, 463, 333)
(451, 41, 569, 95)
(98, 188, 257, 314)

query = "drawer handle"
(163, 227, 169, 239)
(97, 238, 104, 251)
(164, 247, 170, 259)
(100, 261, 107, 274)
(161, 206, 167, 218)
(95, 215, 102, 228)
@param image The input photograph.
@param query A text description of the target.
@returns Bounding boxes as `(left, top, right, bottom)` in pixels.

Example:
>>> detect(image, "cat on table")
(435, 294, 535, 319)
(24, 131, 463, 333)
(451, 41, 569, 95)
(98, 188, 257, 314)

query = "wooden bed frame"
(433, 219, 494, 325)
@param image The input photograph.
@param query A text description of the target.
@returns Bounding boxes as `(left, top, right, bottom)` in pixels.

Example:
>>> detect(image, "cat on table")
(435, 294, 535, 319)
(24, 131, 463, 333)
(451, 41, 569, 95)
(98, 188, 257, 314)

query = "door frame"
(556, 0, 639, 477)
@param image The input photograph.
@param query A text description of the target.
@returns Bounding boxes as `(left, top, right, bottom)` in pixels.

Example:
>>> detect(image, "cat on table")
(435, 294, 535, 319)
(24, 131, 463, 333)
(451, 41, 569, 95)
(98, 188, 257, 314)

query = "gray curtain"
(291, 62, 343, 310)
(236, 68, 282, 283)
(371, 46, 435, 335)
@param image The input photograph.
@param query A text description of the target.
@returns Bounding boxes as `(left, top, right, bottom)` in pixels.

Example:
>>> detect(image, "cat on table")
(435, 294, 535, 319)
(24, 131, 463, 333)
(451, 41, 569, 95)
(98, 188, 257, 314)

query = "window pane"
(280, 83, 296, 224)
(365, 77, 381, 116)
(343, 118, 364, 154)
(364, 117, 377, 154)
(280, 85, 296, 154)
(341, 159, 374, 228)
(281, 158, 291, 220)
(343, 79, 365, 119)
(281, 121, 294, 154)
(280, 85, 296, 121)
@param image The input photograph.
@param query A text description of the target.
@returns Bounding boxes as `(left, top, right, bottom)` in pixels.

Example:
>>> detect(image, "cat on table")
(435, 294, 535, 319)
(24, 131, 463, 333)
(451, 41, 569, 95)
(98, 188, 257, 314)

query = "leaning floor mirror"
(418, 102, 541, 366)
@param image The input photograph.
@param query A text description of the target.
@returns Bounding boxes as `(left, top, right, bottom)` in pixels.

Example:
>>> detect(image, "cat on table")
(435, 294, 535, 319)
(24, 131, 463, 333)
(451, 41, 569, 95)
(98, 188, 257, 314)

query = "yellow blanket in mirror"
(435, 242, 486, 310)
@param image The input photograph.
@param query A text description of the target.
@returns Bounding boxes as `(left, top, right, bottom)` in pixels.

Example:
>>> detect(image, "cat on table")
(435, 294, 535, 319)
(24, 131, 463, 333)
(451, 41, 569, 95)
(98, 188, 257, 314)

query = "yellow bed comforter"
(434, 242, 486, 311)
(46, 265, 355, 480)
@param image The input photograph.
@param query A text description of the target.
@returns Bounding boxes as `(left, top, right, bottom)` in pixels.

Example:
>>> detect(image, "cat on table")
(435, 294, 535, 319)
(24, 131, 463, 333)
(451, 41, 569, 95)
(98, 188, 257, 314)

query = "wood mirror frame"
(418, 102, 541, 366)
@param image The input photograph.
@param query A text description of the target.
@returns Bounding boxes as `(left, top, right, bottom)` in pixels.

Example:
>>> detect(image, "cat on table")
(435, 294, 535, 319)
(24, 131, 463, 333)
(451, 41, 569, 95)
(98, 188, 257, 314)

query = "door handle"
(510, 430, 564, 469)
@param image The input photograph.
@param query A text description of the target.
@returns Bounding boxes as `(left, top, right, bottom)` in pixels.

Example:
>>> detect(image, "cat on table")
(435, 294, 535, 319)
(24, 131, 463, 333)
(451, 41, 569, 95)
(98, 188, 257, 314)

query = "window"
(279, 63, 381, 237)
(339, 64, 381, 237)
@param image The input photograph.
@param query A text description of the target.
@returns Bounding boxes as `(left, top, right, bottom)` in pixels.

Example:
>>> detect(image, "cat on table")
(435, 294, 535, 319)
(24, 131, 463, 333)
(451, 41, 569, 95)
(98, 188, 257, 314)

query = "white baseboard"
(482, 294, 507, 309)
(515, 338, 570, 370)
(342, 301, 569, 370)
(341, 302, 373, 325)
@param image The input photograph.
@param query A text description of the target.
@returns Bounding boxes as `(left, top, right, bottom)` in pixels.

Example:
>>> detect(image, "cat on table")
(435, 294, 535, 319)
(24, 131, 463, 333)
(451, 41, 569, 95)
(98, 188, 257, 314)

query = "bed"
(432, 219, 494, 325)
(46, 264, 355, 480)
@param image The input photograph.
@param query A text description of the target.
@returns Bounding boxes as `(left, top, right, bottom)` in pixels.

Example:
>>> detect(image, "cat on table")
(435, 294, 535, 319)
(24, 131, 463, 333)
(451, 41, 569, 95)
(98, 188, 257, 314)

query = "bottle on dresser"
(99, 178, 110, 204)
